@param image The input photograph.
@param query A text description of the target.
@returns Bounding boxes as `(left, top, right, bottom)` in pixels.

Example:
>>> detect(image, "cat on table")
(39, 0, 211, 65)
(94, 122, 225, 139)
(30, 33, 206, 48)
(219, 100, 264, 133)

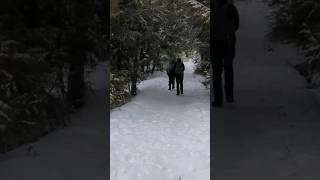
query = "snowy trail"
(213, 1, 320, 179)
(110, 61, 210, 180)
(0, 63, 108, 180)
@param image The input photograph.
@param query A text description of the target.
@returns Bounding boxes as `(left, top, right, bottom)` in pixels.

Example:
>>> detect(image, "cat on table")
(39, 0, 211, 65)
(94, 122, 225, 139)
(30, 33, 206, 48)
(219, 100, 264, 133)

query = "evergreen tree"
(0, 0, 108, 153)
(269, 0, 320, 87)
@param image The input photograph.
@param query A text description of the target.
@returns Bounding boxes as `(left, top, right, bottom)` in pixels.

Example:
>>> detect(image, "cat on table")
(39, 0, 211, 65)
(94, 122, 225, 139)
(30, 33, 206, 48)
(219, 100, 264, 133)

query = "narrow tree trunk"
(130, 56, 138, 96)
(157, 48, 162, 71)
(151, 62, 156, 74)
(66, 0, 88, 108)
(58, 66, 65, 97)
(67, 58, 85, 107)
(23, 0, 39, 28)
(130, 46, 141, 96)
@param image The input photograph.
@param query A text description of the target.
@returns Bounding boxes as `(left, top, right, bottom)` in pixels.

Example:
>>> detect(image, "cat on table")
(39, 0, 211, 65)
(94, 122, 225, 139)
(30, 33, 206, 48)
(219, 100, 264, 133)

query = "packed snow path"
(110, 61, 210, 180)
(0, 63, 108, 180)
(213, 1, 320, 179)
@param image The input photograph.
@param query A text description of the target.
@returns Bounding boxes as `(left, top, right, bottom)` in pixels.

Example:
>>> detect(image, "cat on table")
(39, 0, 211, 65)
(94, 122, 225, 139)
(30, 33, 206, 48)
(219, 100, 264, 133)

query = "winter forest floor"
(110, 61, 210, 180)
(213, 1, 320, 179)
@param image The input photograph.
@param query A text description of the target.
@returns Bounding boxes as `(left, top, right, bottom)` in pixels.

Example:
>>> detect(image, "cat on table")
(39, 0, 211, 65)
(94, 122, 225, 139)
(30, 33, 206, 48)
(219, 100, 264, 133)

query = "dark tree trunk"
(22, 0, 39, 28)
(130, 46, 141, 96)
(66, 0, 89, 108)
(130, 56, 138, 96)
(151, 63, 156, 74)
(67, 57, 85, 107)
(116, 56, 122, 70)
(58, 66, 66, 97)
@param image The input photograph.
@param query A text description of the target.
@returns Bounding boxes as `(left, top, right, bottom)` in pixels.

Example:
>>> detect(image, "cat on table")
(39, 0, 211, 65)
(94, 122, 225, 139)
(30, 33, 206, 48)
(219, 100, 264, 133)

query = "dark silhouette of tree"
(0, 0, 108, 153)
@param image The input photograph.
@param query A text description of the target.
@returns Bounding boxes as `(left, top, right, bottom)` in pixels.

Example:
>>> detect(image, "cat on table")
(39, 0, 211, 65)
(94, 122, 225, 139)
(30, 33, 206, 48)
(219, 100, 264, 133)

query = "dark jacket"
(166, 62, 176, 76)
(213, 3, 239, 42)
(175, 62, 185, 76)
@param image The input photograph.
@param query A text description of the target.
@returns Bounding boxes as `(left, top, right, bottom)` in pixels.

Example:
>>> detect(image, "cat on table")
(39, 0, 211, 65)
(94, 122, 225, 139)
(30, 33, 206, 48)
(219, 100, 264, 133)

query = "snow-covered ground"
(0, 63, 108, 180)
(213, 1, 320, 179)
(110, 60, 210, 180)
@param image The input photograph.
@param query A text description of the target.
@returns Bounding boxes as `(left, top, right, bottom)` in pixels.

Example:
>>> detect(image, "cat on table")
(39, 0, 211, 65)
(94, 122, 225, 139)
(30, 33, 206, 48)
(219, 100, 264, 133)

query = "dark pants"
(176, 74, 183, 95)
(212, 39, 236, 104)
(168, 74, 175, 90)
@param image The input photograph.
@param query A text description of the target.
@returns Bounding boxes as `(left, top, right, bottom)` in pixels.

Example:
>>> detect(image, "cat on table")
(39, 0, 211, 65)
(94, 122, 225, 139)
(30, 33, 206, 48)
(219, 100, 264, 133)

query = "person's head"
(177, 58, 182, 63)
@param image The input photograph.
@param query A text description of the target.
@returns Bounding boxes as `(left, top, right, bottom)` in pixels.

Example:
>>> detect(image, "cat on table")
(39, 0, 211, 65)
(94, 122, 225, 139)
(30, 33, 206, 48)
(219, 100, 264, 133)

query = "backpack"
(166, 63, 175, 75)
(175, 62, 184, 75)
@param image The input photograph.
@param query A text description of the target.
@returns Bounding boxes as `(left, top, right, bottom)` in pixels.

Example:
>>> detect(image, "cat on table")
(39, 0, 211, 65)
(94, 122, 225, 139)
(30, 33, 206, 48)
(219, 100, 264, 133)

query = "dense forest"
(110, 0, 210, 108)
(269, 0, 320, 87)
(0, 0, 107, 153)
(0, 0, 210, 153)
(3, 0, 320, 154)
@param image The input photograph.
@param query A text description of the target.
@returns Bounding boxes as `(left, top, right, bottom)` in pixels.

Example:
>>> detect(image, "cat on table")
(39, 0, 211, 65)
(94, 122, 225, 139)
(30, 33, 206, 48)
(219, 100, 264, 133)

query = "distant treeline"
(110, 0, 210, 108)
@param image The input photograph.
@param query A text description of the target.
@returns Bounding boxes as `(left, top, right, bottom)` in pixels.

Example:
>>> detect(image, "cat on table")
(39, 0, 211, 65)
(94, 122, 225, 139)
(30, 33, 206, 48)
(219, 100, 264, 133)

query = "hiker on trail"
(166, 60, 176, 90)
(175, 58, 185, 96)
(212, 0, 239, 107)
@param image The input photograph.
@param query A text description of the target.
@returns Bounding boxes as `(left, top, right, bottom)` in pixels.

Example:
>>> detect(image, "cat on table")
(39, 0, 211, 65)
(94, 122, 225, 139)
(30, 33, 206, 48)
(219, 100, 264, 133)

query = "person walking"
(166, 60, 176, 90)
(212, 0, 239, 107)
(175, 58, 185, 96)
